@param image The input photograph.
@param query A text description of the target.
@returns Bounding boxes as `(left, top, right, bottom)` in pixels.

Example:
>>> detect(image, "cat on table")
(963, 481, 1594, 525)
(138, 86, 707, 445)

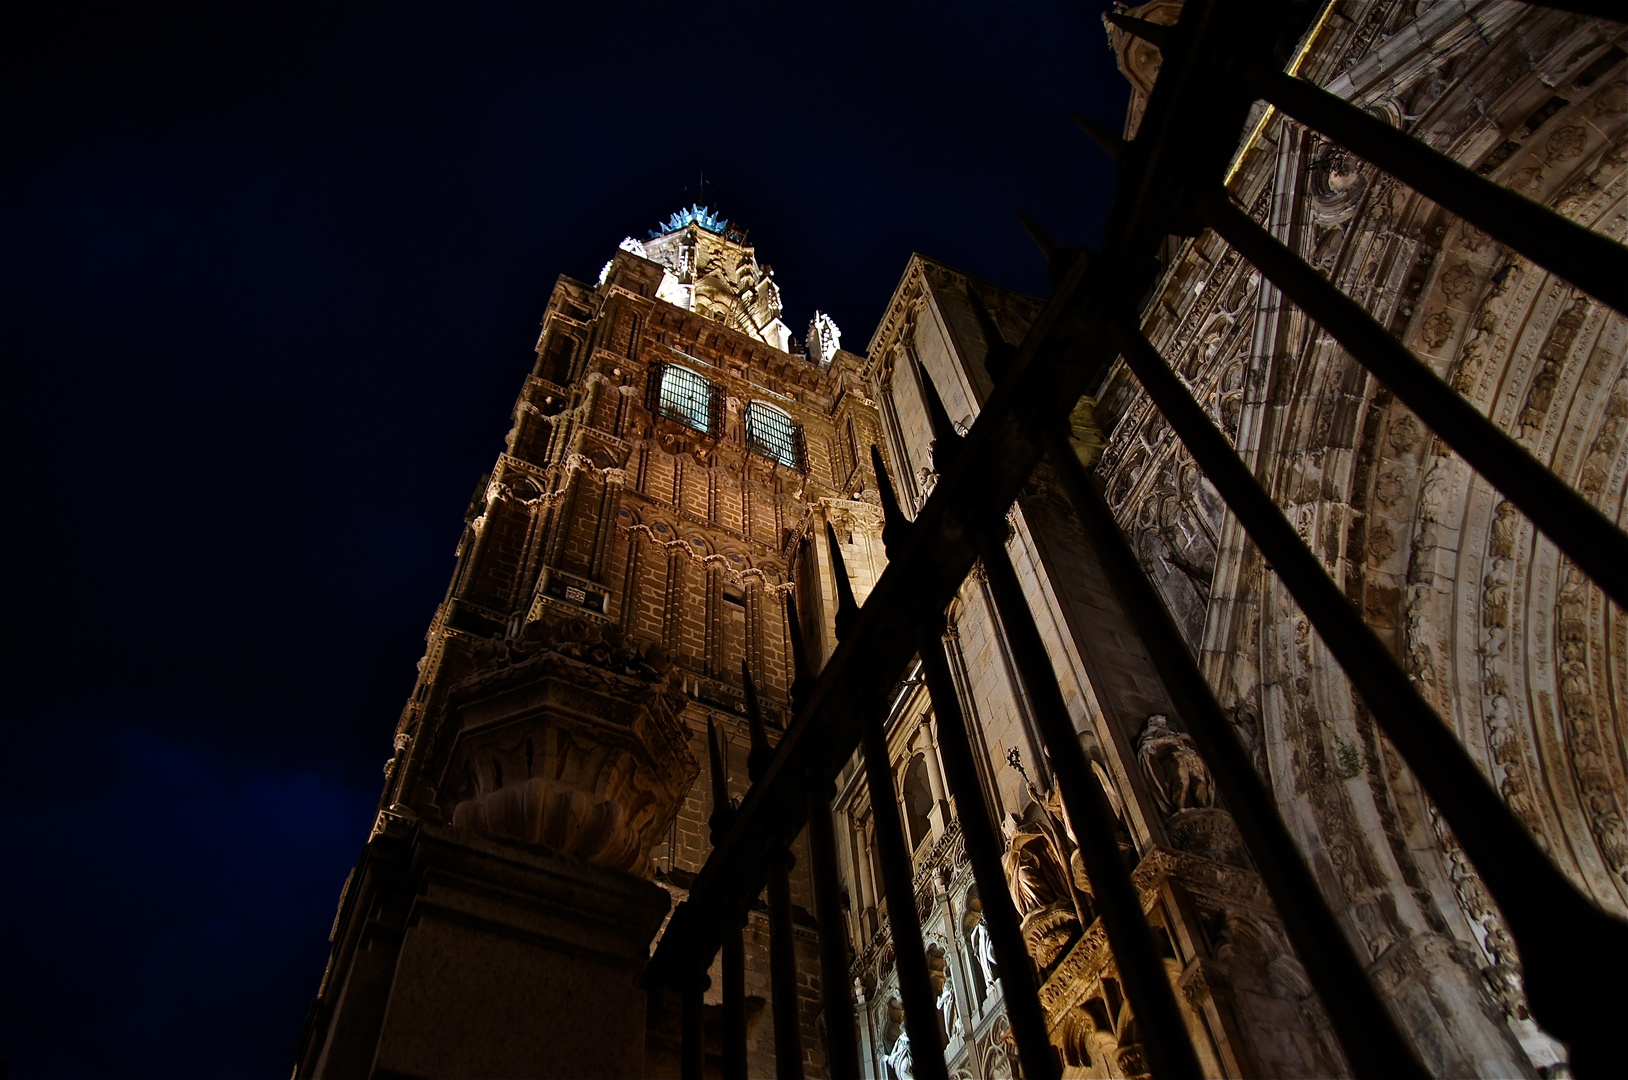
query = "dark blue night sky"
(1, 3, 1127, 1075)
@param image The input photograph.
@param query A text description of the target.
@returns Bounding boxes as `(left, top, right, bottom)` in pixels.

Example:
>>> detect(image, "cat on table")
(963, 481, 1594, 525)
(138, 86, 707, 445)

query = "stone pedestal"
(310, 822, 670, 1080)
(298, 620, 699, 1079)
(374, 824, 668, 1079)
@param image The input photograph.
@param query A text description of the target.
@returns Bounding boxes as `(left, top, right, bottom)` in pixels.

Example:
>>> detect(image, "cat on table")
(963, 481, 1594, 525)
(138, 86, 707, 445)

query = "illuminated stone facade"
(1101, 2, 1626, 1075)
(296, 212, 889, 1079)
(297, 3, 1625, 1077)
(848, 253, 1344, 1080)
(833, 3, 1625, 1078)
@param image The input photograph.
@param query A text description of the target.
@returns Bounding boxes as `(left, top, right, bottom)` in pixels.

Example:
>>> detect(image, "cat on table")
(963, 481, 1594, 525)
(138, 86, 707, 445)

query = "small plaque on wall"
(540, 570, 609, 616)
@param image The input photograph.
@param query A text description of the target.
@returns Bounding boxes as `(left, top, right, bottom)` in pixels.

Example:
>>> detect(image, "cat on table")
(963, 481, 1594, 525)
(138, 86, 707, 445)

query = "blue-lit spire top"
(650, 204, 730, 239)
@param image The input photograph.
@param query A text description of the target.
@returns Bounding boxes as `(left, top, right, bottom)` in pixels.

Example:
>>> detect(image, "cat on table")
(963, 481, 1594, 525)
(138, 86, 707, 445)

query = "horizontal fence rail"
(653, 3, 1628, 1078)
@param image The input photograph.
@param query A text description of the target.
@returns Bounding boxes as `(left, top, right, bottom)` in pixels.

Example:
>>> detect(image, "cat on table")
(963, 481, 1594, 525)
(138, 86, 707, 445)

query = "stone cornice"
(863, 254, 932, 381)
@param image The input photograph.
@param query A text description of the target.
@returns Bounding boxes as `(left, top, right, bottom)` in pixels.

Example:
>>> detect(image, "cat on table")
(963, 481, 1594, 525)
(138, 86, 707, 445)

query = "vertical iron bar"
(807, 781, 863, 1080)
(682, 973, 707, 1080)
(1192, 187, 1628, 609)
(915, 615, 1061, 1080)
(722, 912, 748, 1080)
(1104, 313, 1628, 1073)
(708, 715, 748, 1080)
(767, 847, 806, 1080)
(860, 694, 951, 1080)
(978, 541, 1204, 1080)
(1235, 61, 1628, 315)
(1040, 423, 1426, 1078)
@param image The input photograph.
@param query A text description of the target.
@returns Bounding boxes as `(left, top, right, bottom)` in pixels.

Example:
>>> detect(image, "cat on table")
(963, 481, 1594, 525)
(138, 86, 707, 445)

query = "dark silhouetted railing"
(649, 2, 1628, 1077)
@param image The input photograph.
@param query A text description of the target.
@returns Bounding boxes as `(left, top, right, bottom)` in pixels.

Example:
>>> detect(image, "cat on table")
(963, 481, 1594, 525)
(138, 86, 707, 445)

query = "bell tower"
(295, 207, 890, 1079)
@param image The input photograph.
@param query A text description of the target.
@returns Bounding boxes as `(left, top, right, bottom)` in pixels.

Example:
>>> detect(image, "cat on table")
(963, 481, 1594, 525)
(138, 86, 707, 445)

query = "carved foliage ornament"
(442, 619, 699, 878)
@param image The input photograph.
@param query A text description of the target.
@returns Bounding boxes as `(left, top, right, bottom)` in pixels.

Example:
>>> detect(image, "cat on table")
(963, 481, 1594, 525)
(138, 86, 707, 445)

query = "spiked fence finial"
(1104, 10, 1170, 47)
(912, 353, 964, 474)
(1071, 111, 1128, 162)
(870, 444, 911, 555)
(706, 717, 731, 844)
(1018, 212, 1061, 263)
(966, 287, 1019, 386)
(741, 660, 772, 781)
(783, 592, 815, 710)
(1017, 212, 1085, 286)
(825, 523, 861, 642)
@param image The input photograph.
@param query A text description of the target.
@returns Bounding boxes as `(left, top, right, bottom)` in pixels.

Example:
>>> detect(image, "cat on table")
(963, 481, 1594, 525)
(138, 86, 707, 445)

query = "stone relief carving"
(1518, 294, 1591, 438)
(846, 11, 1625, 1080)
(1001, 805, 1082, 971)
(1136, 714, 1213, 815)
(1556, 561, 1628, 887)
(1136, 714, 1246, 868)
(439, 618, 698, 879)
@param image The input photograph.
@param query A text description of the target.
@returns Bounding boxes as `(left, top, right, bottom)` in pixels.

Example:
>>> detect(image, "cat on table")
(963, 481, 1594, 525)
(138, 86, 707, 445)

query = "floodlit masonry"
(296, 4, 1627, 1077)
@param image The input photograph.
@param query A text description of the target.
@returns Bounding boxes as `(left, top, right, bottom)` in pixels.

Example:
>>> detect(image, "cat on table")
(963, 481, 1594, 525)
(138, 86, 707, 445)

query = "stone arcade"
(296, 3, 1626, 1077)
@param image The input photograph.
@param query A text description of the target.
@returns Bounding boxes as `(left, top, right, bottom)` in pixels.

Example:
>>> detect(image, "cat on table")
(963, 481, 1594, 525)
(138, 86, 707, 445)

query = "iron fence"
(646, 2, 1628, 1077)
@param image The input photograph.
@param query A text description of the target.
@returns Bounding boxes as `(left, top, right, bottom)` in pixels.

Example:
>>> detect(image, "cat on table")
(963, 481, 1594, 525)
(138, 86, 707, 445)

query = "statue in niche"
(1001, 814, 1071, 916)
(925, 942, 954, 1045)
(1137, 713, 1214, 815)
(885, 1031, 913, 1080)
(969, 917, 998, 991)
(882, 998, 914, 1080)
(937, 979, 962, 1042)
(1002, 749, 1092, 969)
(961, 887, 999, 998)
(1138, 713, 1246, 866)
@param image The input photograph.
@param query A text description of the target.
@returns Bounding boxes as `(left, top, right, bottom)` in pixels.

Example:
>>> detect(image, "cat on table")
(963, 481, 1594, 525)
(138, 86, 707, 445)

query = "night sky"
(1, 3, 1127, 1075)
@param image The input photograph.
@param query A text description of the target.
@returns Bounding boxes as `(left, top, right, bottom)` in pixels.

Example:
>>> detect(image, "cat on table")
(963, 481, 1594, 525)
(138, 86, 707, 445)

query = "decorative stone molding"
(439, 619, 699, 879)
(617, 521, 794, 594)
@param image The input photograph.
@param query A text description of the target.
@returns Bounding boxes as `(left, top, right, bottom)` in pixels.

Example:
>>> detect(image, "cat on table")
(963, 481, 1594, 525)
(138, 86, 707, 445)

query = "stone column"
(920, 724, 952, 837)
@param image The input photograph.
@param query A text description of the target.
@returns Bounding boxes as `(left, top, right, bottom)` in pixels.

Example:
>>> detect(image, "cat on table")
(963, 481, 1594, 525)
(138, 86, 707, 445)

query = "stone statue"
(1136, 713, 1214, 816)
(885, 1028, 914, 1080)
(937, 980, 962, 1041)
(1001, 807, 1086, 969)
(969, 917, 998, 990)
(1001, 814, 1071, 916)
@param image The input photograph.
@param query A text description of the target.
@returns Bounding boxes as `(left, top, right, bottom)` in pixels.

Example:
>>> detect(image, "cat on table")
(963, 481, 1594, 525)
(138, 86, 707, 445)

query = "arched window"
(656, 364, 716, 433)
(745, 400, 800, 468)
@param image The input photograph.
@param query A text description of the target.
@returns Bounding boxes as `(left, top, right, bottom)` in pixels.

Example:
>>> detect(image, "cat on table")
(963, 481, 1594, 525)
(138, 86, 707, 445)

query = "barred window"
(657, 365, 716, 433)
(745, 401, 800, 469)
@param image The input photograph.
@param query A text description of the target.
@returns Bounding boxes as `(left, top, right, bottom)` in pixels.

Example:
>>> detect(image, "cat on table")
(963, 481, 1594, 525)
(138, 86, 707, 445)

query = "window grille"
(744, 401, 800, 469)
(656, 365, 716, 434)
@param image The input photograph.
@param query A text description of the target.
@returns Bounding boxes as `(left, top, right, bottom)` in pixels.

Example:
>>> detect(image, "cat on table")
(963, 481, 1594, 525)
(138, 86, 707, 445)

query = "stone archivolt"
(1086, 3, 1627, 1075)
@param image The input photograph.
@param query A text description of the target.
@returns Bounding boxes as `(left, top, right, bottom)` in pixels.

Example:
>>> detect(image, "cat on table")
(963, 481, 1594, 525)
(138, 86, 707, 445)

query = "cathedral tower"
(295, 209, 889, 1079)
